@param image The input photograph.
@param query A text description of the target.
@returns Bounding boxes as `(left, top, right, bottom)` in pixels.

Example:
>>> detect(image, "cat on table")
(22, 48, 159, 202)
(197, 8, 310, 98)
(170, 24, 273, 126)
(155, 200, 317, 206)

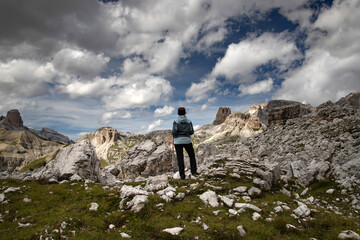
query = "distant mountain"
(0, 109, 72, 144)
(0, 109, 69, 172)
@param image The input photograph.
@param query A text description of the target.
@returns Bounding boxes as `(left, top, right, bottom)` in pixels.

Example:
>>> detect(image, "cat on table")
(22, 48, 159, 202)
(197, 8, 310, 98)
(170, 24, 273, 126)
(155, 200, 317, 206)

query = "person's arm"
(172, 135, 175, 152)
(171, 121, 177, 136)
(189, 121, 194, 135)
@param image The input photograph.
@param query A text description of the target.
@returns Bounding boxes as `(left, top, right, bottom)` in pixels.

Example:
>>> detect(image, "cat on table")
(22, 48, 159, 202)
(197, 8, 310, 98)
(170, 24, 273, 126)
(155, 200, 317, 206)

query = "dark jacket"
(172, 115, 194, 144)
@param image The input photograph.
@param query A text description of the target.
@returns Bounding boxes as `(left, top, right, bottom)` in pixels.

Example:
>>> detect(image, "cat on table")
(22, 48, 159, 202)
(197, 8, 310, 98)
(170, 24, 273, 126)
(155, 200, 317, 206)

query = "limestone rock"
(120, 185, 148, 199)
(338, 230, 360, 240)
(120, 232, 131, 238)
(119, 138, 176, 179)
(199, 190, 219, 207)
(326, 189, 335, 194)
(89, 203, 99, 211)
(234, 203, 262, 212)
(0, 193, 5, 202)
(219, 195, 234, 207)
(163, 227, 183, 236)
(248, 187, 262, 196)
(293, 202, 311, 218)
(246, 101, 268, 125)
(213, 107, 231, 125)
(233, 186, 248, 193)
(252, 212, 261, 221)
(237, 225, 246, 237)
(38, 139, 100, 182)
(127, 195, 148, 212)
(253, 178, 271, 191)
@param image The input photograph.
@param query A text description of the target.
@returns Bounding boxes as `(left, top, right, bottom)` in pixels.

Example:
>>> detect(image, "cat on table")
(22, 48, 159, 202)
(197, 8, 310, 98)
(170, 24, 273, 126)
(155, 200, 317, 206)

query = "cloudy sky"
(0, 0, 359, 139)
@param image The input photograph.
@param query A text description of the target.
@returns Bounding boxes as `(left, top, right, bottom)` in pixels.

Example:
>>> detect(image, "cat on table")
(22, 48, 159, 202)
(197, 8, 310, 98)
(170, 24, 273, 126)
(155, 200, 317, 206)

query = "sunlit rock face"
(38, 139, 100, 182)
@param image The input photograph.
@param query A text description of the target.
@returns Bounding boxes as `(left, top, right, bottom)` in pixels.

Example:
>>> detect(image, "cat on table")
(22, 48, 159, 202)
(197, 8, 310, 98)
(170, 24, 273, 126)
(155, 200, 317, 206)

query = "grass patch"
(19, 157, 47, 172)
(100, 158, 109, 169)
(0, 176, 359, 240)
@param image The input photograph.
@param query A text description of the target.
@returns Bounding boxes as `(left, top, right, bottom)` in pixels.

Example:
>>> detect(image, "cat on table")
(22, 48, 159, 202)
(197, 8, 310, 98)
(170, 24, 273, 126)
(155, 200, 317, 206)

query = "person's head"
(178, 107, 186, 116)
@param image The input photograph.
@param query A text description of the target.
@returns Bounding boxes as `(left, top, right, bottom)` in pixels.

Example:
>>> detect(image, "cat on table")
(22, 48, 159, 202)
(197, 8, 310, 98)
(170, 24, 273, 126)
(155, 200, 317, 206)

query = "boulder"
(38, 139, 100, 182)
(234, 203, 262, 212)
(119, 141, 177, 179)
(199, 190, 219, 207)
(237, 225, 246, 237)
(127, 195, 148, 212)
(163, 227, 183, 236)
(293, 201, 311, 218)
(338, 230, 360, 240)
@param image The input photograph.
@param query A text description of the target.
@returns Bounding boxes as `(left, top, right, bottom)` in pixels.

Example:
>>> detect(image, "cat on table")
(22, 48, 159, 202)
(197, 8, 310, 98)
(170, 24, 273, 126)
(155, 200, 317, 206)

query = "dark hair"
(178, 107, 186, 115)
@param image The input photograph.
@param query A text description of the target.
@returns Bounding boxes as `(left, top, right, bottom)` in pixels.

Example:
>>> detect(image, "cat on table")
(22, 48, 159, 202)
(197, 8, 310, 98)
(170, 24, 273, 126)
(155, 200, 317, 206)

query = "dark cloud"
(0, 0, 117, 59)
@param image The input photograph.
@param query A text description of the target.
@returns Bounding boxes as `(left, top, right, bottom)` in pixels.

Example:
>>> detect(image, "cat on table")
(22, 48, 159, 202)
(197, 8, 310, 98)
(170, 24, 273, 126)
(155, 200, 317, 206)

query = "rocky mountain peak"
(6, 109, 23, 128)
(92, 127, 120, 145)
(212, 107, 231, 125)
(0, 109, 23, 129)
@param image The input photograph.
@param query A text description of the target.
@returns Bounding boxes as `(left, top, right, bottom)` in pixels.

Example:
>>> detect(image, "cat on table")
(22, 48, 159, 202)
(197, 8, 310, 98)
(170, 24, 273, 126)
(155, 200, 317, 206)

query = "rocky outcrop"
(336, 92, 360, 109)
(37, 139, 100, 182)
(246, 102, 268, 125)
(213, 107, 231, 125)
(267, 100, 313, 127)
(194, 112, 267, 144)
(118, 131, 177, 179)
(80, 127, 136, 164)
(196, 100, 360, 188)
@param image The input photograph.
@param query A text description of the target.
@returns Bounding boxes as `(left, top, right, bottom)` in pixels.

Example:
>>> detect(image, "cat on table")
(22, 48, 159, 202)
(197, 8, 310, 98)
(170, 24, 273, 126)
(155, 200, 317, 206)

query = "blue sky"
(1, 0, 359, 140)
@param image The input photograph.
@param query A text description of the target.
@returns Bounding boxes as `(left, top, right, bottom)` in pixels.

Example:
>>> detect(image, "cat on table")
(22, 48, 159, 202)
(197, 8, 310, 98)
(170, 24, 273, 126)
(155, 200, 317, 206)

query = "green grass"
(0, 176, 359, 240)
(100, 158, 109, 169)
(19, 157, 47, 172)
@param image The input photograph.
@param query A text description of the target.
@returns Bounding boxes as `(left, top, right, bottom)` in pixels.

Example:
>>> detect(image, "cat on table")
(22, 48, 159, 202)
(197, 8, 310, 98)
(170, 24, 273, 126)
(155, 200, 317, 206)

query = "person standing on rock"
(172, 107, 198, 180)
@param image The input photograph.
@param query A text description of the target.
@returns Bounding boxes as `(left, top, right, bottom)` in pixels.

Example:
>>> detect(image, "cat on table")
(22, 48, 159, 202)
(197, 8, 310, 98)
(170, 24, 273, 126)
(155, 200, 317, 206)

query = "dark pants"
(175, 143, 197, 179)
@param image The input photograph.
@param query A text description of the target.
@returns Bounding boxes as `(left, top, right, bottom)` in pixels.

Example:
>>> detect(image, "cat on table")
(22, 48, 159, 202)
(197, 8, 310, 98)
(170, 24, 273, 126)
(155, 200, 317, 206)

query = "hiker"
(172, 107, 198, 179)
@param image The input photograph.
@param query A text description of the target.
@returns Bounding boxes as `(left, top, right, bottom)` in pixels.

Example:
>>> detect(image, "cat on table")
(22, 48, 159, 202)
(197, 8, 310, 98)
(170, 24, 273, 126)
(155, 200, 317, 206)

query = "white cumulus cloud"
(101, 111, 132, 125)
(186, 77, 219, 103)
(147, 119, 164, 132)
(154, 105, 174, 117)
(211, 32, 301, 83)
(239, 78, 274, 97)
(275, 0, 360, 106)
